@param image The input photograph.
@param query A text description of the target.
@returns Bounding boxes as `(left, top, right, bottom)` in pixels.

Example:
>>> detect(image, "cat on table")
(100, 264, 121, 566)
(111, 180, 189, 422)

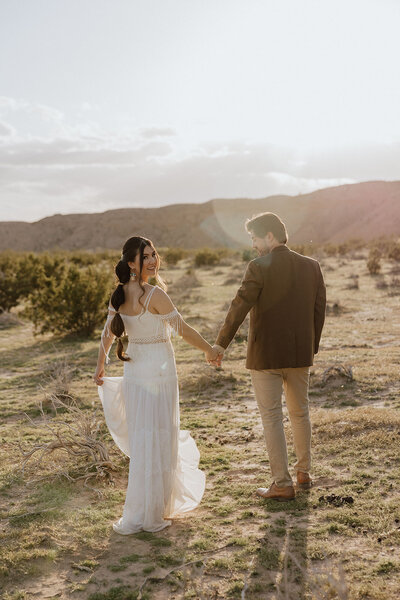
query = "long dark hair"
(110, 236, 160, 361)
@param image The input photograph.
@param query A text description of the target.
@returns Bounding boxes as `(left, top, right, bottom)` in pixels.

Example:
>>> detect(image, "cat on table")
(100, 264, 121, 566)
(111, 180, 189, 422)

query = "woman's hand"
(93, 365, 105, 386)
(205, 345, 223, 366)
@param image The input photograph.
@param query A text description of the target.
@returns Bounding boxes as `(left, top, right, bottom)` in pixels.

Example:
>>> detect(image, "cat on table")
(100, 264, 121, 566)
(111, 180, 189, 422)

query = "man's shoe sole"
(257, 492, 295, 501)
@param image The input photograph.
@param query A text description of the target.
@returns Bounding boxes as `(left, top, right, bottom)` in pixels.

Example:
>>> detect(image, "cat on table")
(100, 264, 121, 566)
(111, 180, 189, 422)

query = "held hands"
(205, 344, 224, 367)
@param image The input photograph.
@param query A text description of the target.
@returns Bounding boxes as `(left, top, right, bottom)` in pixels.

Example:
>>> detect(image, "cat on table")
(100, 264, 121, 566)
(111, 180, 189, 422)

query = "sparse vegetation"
(194, 248, 220, 267)
(162, 247, 186, 265)
(326, 301, 344, 315)
(367, 249, 382, 275)
(18, 395, 118, 487)
(1, 245, 399, 599)
(346, 274, 359, 289)
(242, 248, 255, 261)
(387, 242, 400, 262)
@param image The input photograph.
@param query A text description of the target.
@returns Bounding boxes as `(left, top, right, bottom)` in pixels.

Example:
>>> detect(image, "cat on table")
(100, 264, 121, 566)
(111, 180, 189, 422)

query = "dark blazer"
(216, 245, 326, 370)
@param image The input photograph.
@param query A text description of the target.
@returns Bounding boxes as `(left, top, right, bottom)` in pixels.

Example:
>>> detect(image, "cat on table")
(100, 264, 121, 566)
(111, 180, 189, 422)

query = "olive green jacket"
(216, 246, 326, 370)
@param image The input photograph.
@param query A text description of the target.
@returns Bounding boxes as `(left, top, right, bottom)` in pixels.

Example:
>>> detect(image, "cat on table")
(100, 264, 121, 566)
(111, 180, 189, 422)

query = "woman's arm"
(94, 306, 116, 385)
(152, 288, 219, 362)
(180, 320, 214, 356)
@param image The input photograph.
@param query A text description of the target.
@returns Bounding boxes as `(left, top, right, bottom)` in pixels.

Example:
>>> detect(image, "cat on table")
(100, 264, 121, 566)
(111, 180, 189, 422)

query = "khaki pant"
(251, 367, 311, 488)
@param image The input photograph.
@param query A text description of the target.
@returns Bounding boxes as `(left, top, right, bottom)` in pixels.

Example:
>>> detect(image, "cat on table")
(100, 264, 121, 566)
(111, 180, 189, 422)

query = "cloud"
(0, 96, 74, 139)
(0, 138, 173, 166)
(0, 97, 399, 221)
(300, 142, 400, 181)
(139, 126, 176, 139)
(0, 96, 28, 111)
(0, 121, 14, 137)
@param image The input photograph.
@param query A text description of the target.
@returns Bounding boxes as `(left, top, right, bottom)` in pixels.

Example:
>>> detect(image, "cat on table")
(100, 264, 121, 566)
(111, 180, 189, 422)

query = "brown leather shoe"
(256, 482, 295, 501)
(296, 471, 312, 489)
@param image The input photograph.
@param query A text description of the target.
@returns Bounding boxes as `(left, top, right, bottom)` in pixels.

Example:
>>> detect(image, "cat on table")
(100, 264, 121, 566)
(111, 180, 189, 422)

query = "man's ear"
(266, 232, 274, 244)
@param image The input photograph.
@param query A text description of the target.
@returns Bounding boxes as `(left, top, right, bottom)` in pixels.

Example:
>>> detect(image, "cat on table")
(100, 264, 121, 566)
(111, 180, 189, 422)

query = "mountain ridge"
(1, 180, 399, 251)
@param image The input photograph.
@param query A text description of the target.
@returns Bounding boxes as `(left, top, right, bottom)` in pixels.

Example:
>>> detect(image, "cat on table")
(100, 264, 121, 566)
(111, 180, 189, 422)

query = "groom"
(213, 212, 326, 501)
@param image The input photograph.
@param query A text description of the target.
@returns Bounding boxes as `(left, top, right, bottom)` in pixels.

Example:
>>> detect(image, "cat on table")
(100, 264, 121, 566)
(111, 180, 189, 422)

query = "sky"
(0, 0, 399, 222)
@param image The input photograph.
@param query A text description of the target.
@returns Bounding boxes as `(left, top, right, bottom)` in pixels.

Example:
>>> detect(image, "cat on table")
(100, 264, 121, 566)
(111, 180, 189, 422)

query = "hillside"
(0, 180, 399, 251)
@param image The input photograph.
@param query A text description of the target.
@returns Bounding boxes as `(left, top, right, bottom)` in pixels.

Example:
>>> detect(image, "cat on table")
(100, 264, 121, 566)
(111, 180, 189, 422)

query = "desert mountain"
(1, 180, 399, 251)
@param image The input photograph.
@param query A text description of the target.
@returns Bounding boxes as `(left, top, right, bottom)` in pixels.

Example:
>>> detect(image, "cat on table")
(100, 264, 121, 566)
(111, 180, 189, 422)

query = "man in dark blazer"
(213, 212, 326, 501)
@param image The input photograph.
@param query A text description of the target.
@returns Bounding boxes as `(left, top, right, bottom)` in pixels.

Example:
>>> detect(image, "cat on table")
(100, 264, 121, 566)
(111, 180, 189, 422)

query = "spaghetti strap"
(143, 285, 157, 311)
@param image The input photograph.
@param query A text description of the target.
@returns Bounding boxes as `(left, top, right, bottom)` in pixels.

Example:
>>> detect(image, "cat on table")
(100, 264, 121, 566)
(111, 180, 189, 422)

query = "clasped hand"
(205, 344, 224, 367)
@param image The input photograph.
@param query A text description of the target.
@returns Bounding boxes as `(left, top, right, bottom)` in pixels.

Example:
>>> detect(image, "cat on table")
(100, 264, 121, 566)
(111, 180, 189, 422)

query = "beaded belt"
(127, 337, 169, 345)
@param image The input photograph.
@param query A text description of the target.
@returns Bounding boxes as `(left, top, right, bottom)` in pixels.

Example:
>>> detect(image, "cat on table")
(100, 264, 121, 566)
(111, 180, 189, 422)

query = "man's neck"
(269, 241, 285, 252)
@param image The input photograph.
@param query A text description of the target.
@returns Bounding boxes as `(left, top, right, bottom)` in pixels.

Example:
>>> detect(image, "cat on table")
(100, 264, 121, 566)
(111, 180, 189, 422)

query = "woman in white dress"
(93, 236, 217, 534)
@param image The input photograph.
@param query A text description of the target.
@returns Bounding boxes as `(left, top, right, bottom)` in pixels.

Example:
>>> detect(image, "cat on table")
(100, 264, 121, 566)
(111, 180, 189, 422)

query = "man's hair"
(245, 212, 288, 244)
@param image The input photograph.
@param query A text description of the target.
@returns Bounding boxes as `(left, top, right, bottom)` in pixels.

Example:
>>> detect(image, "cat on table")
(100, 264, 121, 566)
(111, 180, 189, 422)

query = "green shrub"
(25, 264, 111, 336)
(69, 251, 100, 266)
(0, 252, 44, 312)
(194, 249, 220, 267)
(0, 253, 21, 312)
(163, 247, 185, 265)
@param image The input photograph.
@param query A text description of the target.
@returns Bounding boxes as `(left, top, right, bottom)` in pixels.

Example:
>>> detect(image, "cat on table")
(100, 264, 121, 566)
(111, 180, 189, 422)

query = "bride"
(93, 236, 218, 534)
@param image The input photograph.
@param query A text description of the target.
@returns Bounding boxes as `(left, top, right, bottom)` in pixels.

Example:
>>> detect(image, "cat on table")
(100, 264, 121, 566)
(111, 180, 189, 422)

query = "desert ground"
(0, 248, 399, 600)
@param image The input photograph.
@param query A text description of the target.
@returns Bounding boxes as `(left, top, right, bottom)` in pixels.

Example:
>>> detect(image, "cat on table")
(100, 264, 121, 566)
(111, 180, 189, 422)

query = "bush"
(367, 248, 381, 275)
(338, 243, 350, 256)
(69, 251, 100, 266)
(388, 242, 400, 262)
(0, 252, 43, 312)
(163, 247, 185, 265)
(322, 244, 338, 257)
(25, 264, 111, 337)
(242, 249, 256, 262)
(367, 257, 381, 275)
(194, 249, 220, 267)
(0, 253, 20, 312)
(290, 243, 317, 256)
(389, 277, 400, 296)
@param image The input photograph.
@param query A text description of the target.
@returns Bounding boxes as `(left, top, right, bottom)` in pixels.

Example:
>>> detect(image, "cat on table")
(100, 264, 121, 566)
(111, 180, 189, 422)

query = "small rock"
(343, 496, 354, 504)
(318, 494, 354, 507)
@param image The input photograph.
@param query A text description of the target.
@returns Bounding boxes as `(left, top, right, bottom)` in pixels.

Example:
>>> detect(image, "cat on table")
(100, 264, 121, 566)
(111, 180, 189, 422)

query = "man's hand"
(205, 346, 219, 365)
(207, 344, 225, 367)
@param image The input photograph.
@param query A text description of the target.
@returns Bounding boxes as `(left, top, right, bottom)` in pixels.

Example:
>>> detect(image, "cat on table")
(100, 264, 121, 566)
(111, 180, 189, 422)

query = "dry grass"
(0, 253, 399, 599)
(18, 395, 117, 489)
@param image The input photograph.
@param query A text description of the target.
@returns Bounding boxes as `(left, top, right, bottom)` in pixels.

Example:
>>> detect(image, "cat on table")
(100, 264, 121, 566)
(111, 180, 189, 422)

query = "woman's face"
(129, 245, 158, 280)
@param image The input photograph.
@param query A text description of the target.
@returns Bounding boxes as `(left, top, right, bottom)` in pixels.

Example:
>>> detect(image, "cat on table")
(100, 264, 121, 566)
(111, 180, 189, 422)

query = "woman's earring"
(130, 271, 137, 281)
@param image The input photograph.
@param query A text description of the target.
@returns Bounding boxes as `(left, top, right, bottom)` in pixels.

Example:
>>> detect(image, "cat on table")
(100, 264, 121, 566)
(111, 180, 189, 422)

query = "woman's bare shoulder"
(151, 286, 175, 314)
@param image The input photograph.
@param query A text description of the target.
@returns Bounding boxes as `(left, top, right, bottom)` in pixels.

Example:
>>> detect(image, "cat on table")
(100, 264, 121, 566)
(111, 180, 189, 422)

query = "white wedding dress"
(98, 286, 205, 534)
